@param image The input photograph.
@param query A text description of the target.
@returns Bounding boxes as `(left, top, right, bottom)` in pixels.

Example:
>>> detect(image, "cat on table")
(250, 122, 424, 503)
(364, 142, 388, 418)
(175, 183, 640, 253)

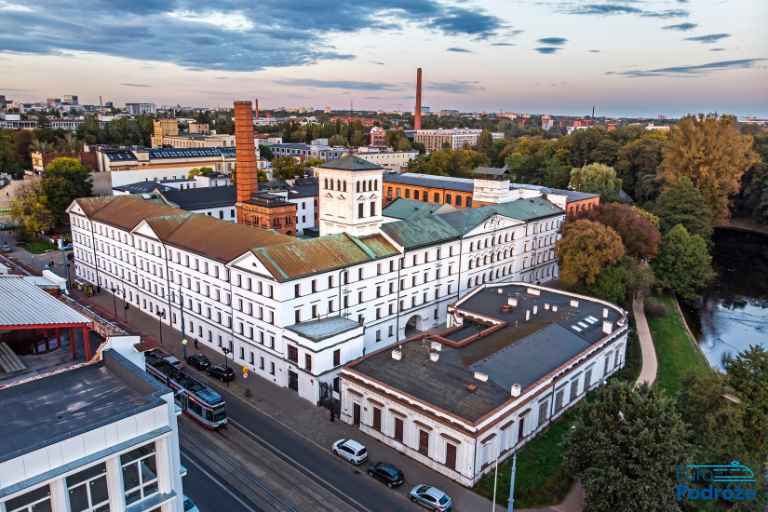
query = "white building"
(413, 129, 484, 152)
(354, 147, 418, 171)
(126, 103, 157, 115)
(268, 142, 347, 162)
(67, 157, 564, 405)
(341, 283, 628, 486)
(0, 347, 185, 512)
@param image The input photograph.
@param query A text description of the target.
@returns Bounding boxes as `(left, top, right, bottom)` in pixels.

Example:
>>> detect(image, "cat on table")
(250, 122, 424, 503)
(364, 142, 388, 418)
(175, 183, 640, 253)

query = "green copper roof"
(381, 215, 459, 249)
(319, 155, 382, 171)
(382, 198, 442, 221)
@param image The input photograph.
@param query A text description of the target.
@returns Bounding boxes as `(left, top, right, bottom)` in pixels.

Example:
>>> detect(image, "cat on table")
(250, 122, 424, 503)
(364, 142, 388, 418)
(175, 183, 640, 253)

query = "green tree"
(588, 257, 655, 306)
(589, 138, 621, 166)
(10, 181, 53, 234)
(652, 224, 714, 302)
(615, 135, 664, 202)
(659, 115, 759, 221)
(328, 134, 349, 146)
(733, 133, 768, 224)
(724, 346, 768, 460)
(188, 166, 213, 177)
(566, 382, 689, 512)
(568, 163, 623, 202)
(259, 144, 274, 161)
(476, 129, 494, 158)
(271, 156, 302, 180)
(556, 219, 625, 287)
(42, 157, 92, 227)
(654, 177, 714, 239)
(567, 128, 604, 167)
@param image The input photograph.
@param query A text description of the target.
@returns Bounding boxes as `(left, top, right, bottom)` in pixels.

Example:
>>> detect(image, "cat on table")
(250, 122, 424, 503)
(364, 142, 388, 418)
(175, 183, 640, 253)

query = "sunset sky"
(0, 0, 766, 117)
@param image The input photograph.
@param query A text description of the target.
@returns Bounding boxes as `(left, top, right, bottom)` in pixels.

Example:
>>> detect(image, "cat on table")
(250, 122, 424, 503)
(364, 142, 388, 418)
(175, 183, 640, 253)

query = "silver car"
(331, 438, 368, 465)
(409, 484, 453, 511)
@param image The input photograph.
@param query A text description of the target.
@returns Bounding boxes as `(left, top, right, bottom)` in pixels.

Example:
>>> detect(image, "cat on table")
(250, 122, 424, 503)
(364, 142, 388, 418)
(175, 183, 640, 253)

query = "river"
(685, 228, 768, 371)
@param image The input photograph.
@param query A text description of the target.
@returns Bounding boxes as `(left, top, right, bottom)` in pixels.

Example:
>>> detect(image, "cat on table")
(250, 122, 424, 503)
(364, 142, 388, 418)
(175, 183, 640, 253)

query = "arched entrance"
(404, 314, 426, 338)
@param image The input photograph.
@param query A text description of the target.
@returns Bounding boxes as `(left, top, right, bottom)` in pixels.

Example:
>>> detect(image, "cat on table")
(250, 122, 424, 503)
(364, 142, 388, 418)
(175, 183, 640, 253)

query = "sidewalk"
(71, 288, 507, 512)
(633, 293, 658, 387)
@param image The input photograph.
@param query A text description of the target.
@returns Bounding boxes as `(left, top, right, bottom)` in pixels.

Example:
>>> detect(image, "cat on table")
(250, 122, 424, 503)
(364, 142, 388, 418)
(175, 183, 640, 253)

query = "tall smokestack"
(414, 67, 422, 130)
(254, 98, 259, 120)
(234, 100, 258, 213)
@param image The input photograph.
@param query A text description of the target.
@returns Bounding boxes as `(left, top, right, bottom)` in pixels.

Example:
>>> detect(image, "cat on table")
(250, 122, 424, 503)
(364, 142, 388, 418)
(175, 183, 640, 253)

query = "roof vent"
(511, 383, 522, 397)
(429, 350, 440, 362)
(430, 341, 442, 352)
(544, 303, 550, 310)
(602, 321, 614, 335)
(497, 288, 503, 295)
(391, 347, 402, 361)
(507, 297, 518, 307)
(525, 309, 531, 322)
(552, 305, 558, 312)
(527, 287, 541, 296)
(474, 371, 489, 382)
(570, 299, 579, 308)
(603, 307, 609, 319)
(533, 305, 539, 315)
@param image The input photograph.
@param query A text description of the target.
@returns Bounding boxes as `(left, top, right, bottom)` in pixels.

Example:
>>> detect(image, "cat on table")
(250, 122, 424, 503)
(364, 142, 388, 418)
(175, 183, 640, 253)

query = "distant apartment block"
(126, 103, 157, 115)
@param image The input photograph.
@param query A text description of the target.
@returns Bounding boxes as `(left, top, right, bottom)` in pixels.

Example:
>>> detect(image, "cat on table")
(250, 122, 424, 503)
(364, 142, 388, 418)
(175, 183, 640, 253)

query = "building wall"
(566, 197, 600, 217)
(237, 201, 297, 235)
(316, 167, 384, 237)
(191, 206, 237, 223)
(288, 196, 317, 235)
(356, 151, 417, 171)
(384, 182, 473, 208)
(68, 201, 563, 405)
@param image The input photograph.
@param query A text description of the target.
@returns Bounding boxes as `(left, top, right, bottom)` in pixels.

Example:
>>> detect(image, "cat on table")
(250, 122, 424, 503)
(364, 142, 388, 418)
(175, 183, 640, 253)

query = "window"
(5, 485, 51, 512)
(418, 430, 429, 456)
(394, 417, 404, 442)
(288, 345, 298, 363)
(570, 379, 580, 401)
(121, 443, 158, 505)
(294, 309, 301, 323)
(333, 349, 341, 367)
(305, 353, 312, 372)
(372, 406, 382, 431)
(537, 398, 550, 428)
(370, 201, 376, 217)
(270, 362, 275, 375)
(358, 203, 364, 218)
(67, 462, 109, 512)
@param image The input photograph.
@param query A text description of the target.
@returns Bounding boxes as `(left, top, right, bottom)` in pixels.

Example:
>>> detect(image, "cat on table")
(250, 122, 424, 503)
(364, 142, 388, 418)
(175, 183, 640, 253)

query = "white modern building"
(341, 283, 628, 486)
(0, 345, 185, 512)
(412, 129, 484, 152)
(125, 103, 157, 115)
(354, 147, 418, 171)
(67, 156, 564, 405)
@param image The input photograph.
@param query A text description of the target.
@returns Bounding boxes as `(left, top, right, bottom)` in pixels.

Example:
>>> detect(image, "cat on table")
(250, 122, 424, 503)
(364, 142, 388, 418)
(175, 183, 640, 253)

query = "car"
(331, 438, 368, 465)
(182, 496, 199, 512)
(409, 485, 453, 511)
(0, 243, 12, 253)
(367, 462, 405, 488)
(207, 364, 235, 382)
(186, 353, 211, 371)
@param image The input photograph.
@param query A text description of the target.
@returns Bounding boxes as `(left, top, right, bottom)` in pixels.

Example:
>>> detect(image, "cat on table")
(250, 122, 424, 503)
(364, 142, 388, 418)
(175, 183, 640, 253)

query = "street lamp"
(158, 309, 165, 345)
(182, 338, 188, 361)
(222, 346, 231, 370)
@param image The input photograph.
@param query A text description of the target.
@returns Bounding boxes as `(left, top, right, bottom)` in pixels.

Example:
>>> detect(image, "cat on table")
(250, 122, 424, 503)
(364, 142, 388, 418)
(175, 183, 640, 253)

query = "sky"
(0, 0, 766, 117)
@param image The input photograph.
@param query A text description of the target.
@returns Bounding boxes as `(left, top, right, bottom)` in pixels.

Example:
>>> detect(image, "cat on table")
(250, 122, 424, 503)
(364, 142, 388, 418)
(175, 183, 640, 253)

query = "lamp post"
(507, 452, 517, 512)
(182, 338, 188, 361)
(158, 309, 165, 345)
(110, 288, 118, 319)
(222, 346, 232, 387)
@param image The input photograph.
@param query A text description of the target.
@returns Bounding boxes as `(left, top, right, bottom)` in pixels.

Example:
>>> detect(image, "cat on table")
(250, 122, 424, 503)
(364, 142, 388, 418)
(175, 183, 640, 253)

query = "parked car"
(0, 243, 12, 253)
(186, 353, 211, 371)
(367, 462, 405, 488)
(207, 364, 235, 382)
(409, 485, 453, 511)
(331, 438, 368, 465)
(183, 496, 199, 512)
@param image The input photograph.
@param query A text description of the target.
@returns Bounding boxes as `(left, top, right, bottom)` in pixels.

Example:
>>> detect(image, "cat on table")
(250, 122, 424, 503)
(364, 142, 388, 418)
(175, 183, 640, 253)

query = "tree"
(733, 133, 768, 224)
(581, 203, 661, 259)
(556, 219, 625, 287)
(567, 128, 605, 167)
(652, 224, 714, 302)
(724, 346, 768, 459)
(589, 138, 621, 166)
(587, 257, 655, 306)
(188, 166, 213, 177)
(271, 156, 302, 180)
(659, 115, 759, 221)
(476, 129, 494, 158)
(42, 157, 92, 227)
(408, 148, 488, 177)
(568, 163, 623, 202)
(654, 177, 714, 239)
(328, 134, 348, 146)
(259, 144, 274, 161)
(566, 382, 689, 512)
(615, 135, 664, 202)
(10, 181, 53, 235)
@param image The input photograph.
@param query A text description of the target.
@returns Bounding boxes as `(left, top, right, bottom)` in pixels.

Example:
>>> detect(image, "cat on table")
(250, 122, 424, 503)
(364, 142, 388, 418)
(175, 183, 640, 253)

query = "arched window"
(356, 181, 360, 193)
(343, 181, 347, 192)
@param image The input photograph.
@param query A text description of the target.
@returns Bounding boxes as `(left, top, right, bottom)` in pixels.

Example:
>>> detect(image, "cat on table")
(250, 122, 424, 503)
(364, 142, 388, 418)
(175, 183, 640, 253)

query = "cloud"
(535, 47, 561, 54)
(709, 47, 726, 52)
(564, 3, 688, 18)
(272, 78, 402, 92)
(608, 58, 766, 77)
(662, 22, 697, 31)
(685, 33, 731, 43)
(370, 60, 385, 65)
(589, 49, 601, 53)
(447, 47, 472, 53)
(120, 82, 151, 88)
(0, 0, 506, 71)
(537, 37, 567, 46)
(639, 9, 689, 18)
(427, 81, 483, 94)
(491, 42, 516, 47)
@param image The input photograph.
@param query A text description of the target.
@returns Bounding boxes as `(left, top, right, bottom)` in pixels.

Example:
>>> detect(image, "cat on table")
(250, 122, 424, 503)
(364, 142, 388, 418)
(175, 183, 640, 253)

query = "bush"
(644, 297, 667, 318)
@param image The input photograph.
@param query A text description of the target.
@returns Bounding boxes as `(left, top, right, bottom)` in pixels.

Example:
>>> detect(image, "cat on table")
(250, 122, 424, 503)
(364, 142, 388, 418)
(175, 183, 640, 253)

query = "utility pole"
(507, 452, 517, 512)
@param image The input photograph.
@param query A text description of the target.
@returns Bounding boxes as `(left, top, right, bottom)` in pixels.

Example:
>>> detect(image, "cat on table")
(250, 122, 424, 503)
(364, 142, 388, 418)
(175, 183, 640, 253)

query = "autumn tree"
(556, 219, 625, 287)
(10, 181, 53, 235)
(568, 163, 623, 202)
(581, 203, 661, 259)
(654, 177, 714, 239)
(652, 224, 714, 302)
(659, 115, 759, 221)
(566, 382, 689, 512)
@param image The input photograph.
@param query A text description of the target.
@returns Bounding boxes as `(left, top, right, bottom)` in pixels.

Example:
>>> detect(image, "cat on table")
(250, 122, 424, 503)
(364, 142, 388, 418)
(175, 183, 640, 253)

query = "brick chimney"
(234, 100, 258, 211)
(414, 67, 422, 130)
(254, 98, 259, 120)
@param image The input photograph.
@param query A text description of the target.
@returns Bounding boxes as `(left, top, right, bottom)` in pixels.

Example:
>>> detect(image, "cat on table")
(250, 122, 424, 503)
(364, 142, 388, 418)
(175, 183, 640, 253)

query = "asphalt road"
(181, 449, 264, 512)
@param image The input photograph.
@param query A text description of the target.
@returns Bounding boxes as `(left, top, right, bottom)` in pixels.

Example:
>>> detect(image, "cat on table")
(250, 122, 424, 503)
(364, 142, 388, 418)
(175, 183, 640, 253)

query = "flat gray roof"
(0, 277, 91, 328)
(349, 284, 626, 422)
(286, 316, 360, 342)
(0, 351, 167, 463)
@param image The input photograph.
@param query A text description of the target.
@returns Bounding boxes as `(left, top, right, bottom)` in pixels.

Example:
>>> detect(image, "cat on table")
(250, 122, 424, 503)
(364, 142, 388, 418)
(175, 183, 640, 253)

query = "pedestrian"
(329, 407, 335, 422)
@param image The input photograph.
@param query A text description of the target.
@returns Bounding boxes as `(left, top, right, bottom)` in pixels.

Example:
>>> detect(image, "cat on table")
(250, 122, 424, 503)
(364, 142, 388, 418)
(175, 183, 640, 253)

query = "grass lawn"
(646, 295, 712, 396)
(22, 239, 57, 254)
(475, 409, 577, 508)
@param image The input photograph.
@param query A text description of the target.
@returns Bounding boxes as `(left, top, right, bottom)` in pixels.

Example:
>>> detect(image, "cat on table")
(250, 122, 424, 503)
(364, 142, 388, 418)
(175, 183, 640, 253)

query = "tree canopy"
(654, 176, 714, 239)
(568, 163, 623, 202)
(407, 148, 489, 177)
(659, 115, 758, 221)
(579, 203, 661, 259)
(556, 219, 625, 287)
(652, 224, 714, 302)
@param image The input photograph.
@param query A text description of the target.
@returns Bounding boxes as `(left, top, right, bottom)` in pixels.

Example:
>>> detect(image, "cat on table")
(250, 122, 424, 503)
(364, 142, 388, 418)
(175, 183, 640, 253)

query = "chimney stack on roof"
(511, 383, 522, 397)
(391, 346, 402, 361)
(473, 371, 489, 382)
(414, 67, 422, 130)
(254, 98, 259, 120)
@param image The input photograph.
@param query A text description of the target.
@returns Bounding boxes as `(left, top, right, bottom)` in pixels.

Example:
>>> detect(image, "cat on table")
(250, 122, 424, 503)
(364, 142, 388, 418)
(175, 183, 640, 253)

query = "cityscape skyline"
(1, 0, 767, 117)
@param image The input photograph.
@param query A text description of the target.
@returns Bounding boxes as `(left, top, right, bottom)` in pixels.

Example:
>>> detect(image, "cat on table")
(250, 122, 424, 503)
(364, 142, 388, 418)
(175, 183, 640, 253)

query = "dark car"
(207, 364, 235, 382)
(186, 353, 211, 371)
(367, 462, 405, 488)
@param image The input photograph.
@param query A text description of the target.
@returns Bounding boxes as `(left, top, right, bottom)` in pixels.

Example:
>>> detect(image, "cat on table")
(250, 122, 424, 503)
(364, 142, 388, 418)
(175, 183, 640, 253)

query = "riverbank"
(645, 295, 712, 395)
